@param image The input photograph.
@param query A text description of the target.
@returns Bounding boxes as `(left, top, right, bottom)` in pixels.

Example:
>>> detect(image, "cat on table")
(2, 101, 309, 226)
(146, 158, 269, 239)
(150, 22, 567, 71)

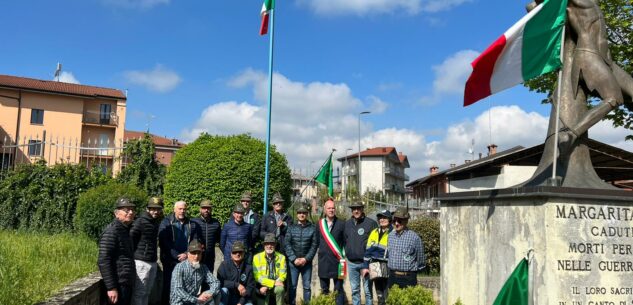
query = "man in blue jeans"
(284, 204, 319, 305)
(344, 201, 377, 305)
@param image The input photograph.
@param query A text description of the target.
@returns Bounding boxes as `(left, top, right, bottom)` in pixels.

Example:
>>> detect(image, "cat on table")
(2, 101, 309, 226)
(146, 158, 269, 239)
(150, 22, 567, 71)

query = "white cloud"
(124, 64, 181, 93)
(367, 96, 388, 114)
(421, 49, 479, 105)
(297, 0, 471, 16)
(57, 71, 80, 84)
(101, 0, 169, 9)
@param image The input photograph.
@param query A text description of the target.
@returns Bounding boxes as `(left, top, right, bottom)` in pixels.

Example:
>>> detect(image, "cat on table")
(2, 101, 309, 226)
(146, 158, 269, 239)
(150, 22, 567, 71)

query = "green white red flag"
(463, 0, 567, 106)
(260, 0, 274, 35)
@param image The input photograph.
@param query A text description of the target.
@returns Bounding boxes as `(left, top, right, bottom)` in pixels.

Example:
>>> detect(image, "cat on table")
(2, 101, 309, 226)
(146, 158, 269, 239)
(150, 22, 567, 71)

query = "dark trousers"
(202, 251, 216, 273)
(387, 270, 417, 289)
(373, 277, 388, 305)
(116, 284, 133, 305)
(161, 263, 175, 305)
(319, 277, 346, 305)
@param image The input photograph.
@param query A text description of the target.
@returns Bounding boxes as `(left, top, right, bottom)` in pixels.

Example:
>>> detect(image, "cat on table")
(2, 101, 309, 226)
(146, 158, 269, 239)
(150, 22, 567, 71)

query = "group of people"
(97, 191, 426, 305)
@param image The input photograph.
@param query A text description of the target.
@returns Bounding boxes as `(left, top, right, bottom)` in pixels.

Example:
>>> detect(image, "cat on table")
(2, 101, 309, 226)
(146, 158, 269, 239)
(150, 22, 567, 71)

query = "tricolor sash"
(319, 218, 347, 279)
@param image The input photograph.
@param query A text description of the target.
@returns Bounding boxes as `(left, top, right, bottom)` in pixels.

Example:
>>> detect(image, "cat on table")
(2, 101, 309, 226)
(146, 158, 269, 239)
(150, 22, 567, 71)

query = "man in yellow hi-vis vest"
(252, 233, 287, 305)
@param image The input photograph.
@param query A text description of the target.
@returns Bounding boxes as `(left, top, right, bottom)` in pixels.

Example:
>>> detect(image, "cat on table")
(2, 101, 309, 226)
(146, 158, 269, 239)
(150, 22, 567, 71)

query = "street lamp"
(358, 111, 371, 198)
(344, 148, 353, 201)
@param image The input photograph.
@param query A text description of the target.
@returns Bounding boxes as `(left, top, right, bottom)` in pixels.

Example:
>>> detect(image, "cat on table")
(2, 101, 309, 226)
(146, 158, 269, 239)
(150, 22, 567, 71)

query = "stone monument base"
(440, 186, 633, 305)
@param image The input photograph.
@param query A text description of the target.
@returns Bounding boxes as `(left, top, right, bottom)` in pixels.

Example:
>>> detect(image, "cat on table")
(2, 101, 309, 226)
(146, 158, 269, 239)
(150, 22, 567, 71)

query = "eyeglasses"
(119, 208, 135, 214)
(231, 252, 243, 255)
(297, 212, 307, 215)
(273, 202, 282, 205)
(393, 218, 406, 224)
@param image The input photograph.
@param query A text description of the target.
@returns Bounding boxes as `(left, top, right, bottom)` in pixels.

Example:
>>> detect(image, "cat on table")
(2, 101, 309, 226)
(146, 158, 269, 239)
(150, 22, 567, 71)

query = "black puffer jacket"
(98, 219, 136, 290)
(260, 211, 293, 252)
(192, 216, 221, 270)
(284, 221, 319, 263)
(130, 212, 160, 262)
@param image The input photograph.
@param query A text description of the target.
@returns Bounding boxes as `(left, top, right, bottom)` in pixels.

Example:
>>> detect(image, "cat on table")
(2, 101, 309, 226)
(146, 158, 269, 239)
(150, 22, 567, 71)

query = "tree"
(524, 0, 633, 140)
(163, 134, 292, 222)
(117, 132, 166, 196)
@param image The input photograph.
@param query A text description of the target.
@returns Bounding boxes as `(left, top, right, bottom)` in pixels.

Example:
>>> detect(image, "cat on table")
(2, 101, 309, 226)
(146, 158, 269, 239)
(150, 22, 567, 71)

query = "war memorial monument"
(441, 0, 633, 304)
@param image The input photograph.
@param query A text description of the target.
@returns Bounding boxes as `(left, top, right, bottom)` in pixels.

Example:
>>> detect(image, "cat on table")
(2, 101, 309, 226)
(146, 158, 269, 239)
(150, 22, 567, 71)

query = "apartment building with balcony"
(338, 147, 410, 201)
(0, 74, 126, 173)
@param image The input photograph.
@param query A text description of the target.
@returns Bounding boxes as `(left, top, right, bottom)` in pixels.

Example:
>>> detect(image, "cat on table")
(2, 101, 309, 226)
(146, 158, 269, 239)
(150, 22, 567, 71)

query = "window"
(100, 104, 112, 124)
(30, 109, 44, 124)
(28, 140, 42, 156)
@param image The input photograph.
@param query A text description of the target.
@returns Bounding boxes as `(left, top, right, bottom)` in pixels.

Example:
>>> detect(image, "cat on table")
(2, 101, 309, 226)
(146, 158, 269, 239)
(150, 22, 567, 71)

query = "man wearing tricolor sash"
(317, 199, 347, 305)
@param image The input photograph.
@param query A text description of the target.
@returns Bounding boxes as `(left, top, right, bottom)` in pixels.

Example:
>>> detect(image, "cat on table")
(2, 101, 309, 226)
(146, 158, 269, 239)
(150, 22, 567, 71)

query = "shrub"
(74, 181, 147, 240)
(117, 132, 166, 196)
(308, 293, 336, 305)
(164, 134, 292, 222)
(453, 298, 464, 305)
(0, 162, 110, 233)
(408, 217, 440, 274)
(386, 285, 435, 305)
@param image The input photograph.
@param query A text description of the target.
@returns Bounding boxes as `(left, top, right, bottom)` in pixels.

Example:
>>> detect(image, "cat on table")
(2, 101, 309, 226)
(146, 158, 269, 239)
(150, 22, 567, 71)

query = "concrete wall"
(36, 272, 105, 305)
(449, 165, 536, 192)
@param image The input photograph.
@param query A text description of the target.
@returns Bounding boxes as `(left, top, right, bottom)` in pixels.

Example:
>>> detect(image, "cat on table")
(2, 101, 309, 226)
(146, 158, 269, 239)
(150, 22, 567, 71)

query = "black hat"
(296, 204, 309, 213)
(271, 193, 284, 205)
(116, 197, 136, 209)
(263, 233, 277, 244)
(188, 240, 203, 252)
(233, 204, 246, 214)
(393, 207, 410, 219)
(348, 201, 364, 209)
(232, 241, 246, 253)
(240, 191, 252, 202)
(200, 199, 212, 208)
(147, 197, 163, 209)
(376, 209, 392, 220)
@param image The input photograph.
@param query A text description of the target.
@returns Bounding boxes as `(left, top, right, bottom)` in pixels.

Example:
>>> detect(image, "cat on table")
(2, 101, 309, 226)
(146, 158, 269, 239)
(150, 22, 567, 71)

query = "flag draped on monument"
(260, 0, 274, 35)
(492, 258, 529, 305)
(314, 154, 334, 197)
(463, 0, 567, 106)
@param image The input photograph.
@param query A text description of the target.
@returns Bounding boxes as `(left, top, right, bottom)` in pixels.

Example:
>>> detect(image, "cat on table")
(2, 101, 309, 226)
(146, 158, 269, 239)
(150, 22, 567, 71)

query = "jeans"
(288, 262, 312, 305)
(387, 270, 417, 288)
(319, 278, 346, 305)
(132, 260, 157, 305)
(220, 287, 253, 305)
(347, 261, 372, 305)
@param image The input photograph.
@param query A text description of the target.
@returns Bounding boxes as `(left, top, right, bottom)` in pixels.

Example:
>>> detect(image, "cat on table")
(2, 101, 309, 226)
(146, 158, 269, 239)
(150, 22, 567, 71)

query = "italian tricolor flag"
(463, 0, 567, 106)
(259, 0, 274, 35)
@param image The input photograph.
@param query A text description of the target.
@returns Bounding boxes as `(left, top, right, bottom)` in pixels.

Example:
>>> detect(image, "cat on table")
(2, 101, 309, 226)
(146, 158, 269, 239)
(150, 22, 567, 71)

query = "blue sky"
(1, 0, 631, 179)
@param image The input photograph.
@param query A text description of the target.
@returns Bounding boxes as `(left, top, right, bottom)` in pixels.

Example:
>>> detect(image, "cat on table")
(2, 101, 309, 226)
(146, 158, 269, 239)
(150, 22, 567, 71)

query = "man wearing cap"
(361, 210, 393, 305)
(260, 192, 293, 253)
(159, 201, 200, 305)
(170, 240, 221, 305)
(221, 204, 254, 261)
(98, 197, 137, 305)
(129, 197, 163, 305)
(284, 204, 318, 305)
(317, 198, 346, 305)
(252, 233, 287, 305)
(193, 199, 222, 273)
(239, 191, 261, 243)
(386, 207, 425, 288)
(344, 201, 377, 305)
(217, 241, 255, 305)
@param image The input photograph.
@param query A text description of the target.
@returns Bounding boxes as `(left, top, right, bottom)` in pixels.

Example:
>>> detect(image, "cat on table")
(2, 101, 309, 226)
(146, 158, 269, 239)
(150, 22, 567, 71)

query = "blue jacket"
(220, 219, 253, 260)
(158, 214, 200, 268)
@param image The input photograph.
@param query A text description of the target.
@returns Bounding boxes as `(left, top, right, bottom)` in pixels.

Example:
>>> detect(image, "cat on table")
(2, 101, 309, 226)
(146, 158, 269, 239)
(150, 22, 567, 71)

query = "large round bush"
(164, 134, 292, 222)
(409, 216, 440, 274)
(74, 181, 148, 240)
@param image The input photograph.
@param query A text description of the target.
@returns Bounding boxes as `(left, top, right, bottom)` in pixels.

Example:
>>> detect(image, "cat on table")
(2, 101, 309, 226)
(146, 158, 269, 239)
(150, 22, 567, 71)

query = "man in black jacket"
(193, 199, 221, 273)
(344, 202, 377, 305)
(130, 197, 163, 305)
(259, 193, 293, 253)
(158, 200, 199, 305)
(284, 204, 318, 305)
(217, 241, 255, 305)
(317, 199, 346, 305)
(98, 197, 137, 305)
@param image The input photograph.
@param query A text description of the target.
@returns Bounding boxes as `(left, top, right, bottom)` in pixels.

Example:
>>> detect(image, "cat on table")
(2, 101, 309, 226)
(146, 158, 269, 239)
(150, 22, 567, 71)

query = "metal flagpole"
(263, 6, 276, 215)
(551, 25, 566, 183)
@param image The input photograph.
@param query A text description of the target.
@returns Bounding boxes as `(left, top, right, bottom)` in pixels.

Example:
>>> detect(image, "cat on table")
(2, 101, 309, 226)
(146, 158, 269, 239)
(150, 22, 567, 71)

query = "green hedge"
(386, 285, 435, 305)
(74, 181, 148, 240)
(0, 162, 109, 233)
(164, 134, 292, 222)
(408, 217, 440, 274)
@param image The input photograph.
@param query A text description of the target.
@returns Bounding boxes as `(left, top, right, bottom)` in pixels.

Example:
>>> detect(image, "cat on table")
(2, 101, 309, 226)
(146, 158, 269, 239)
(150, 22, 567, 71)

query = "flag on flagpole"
(492, 258, 529, 305)
(314, 153, 334, 197)
(260, 0, 275, 35)
(463, 0, 567, 106)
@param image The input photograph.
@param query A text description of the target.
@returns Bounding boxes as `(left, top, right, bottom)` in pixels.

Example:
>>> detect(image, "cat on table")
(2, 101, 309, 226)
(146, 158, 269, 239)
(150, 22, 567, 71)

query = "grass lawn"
(0, 230, 98, 305)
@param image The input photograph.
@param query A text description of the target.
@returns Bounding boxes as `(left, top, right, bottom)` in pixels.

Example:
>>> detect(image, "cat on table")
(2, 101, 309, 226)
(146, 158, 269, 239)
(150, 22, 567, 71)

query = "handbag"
(368, 248, 388, 280)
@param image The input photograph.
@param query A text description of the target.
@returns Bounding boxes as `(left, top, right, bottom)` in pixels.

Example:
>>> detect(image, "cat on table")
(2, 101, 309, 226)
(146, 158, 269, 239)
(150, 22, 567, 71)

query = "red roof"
(124, 130, 184, 148)
(338, 146, 409, 167)
(0, 74, 126, 100)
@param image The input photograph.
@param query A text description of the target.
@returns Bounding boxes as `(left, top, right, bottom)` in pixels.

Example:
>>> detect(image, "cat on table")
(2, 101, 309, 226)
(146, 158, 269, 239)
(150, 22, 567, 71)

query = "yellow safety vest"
(366, 227, 389, 250)
(253, 251, 287, 288)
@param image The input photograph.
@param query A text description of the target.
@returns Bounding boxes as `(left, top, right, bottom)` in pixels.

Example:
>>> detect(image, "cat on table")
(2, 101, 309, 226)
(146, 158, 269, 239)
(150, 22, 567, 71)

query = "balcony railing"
(82, 110, 118, 126)
(384, 166, 408, 180)
(383, 183, 405, 193)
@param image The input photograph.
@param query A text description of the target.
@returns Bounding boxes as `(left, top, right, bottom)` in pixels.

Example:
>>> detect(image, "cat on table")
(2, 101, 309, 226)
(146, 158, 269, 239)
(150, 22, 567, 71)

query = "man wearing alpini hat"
(130, 197, 163, 305)
(260, 192, 293, 254)
(98, 197, 137, 305)
(252, 233, 287, 305)
(344, 201, 377, 305)
(193, 199, 222, 272)
(170, 240, 221, 305)
(221, 204, 254, 261)
(386, 207, 425, 288)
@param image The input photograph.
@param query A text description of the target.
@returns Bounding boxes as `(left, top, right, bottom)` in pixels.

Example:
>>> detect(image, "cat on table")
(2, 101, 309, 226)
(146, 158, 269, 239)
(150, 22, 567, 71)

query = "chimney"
(479, 152, 483, 159)
(382, 147, 387, 152)
(465, 160, 471, 163)
(450, 163, 456, 168)
(430, 165, 439, 175)
(487, 144, 498, 156)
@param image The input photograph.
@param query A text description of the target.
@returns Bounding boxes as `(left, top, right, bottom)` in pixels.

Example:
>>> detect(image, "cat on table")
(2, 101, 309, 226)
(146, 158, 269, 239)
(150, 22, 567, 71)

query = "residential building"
(338, 147, 410, 201)
(124, 130, 184, 166)
(0, 74, 127, 173)
(291, 172, 317, 202)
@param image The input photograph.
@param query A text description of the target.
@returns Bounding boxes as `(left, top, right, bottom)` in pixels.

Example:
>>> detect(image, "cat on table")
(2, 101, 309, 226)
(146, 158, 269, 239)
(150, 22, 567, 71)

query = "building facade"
(0, 74, 127, 173)
(124, 130, 183, 166)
